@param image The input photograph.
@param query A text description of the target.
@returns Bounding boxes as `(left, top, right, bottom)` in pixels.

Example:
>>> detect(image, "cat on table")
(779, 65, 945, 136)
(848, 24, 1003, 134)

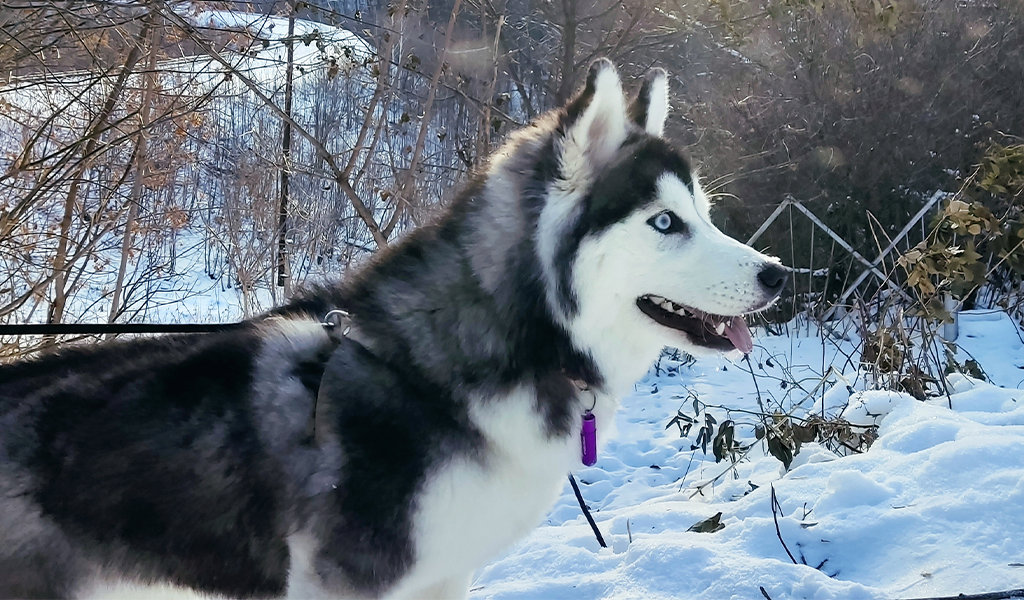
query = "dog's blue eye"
(648, 211, 686, 234)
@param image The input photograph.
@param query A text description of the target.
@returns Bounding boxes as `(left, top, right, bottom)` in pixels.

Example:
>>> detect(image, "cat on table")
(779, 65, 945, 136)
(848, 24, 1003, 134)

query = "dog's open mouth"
(636, 295, 754, 353)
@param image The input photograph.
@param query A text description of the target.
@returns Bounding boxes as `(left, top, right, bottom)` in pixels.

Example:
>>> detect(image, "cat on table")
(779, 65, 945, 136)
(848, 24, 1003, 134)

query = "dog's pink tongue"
(725, 318, 754, 354)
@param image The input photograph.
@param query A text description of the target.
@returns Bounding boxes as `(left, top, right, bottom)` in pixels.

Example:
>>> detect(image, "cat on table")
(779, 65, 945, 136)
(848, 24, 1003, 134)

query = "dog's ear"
(559, 58, 629, 173)
(629, 67, 669, 137)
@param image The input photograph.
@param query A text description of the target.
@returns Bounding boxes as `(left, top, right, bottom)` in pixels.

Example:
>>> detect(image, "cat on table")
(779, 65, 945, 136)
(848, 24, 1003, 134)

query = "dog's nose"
(757, 263, 788, 294)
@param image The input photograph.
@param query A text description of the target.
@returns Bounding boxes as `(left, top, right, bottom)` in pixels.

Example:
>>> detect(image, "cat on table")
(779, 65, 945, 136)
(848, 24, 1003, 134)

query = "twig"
(897, 589, 1024, 600)
(678, 448, 698, 492)
(771, 485, 798, 565)
(687, 442, 757, 499)
(743, 353, 766, 413)
(759, 587, 774, 600)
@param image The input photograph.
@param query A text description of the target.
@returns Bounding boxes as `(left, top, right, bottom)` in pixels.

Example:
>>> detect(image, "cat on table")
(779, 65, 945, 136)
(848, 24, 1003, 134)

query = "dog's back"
(0, 328, 303, 598)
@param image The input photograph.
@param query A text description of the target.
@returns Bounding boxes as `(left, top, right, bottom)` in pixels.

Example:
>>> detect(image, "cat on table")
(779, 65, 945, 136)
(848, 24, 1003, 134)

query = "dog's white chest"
(394, 389, 581, 591)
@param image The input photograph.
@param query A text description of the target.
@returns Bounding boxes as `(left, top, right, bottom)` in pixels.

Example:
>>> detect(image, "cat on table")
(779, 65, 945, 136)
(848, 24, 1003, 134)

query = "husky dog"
(0, 60, 786, 599)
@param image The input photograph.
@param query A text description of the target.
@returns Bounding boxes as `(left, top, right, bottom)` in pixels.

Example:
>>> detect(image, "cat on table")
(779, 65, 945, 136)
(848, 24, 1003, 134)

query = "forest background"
(2, 0, 1022, 359)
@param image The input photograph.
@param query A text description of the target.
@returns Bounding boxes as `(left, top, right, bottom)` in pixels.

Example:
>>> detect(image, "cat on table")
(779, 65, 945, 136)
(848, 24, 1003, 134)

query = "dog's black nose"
(757, 263, 788, 294)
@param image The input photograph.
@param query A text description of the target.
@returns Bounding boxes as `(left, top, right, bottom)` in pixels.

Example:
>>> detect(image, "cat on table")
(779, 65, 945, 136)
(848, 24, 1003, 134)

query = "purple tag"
(581, 411, 597, 466)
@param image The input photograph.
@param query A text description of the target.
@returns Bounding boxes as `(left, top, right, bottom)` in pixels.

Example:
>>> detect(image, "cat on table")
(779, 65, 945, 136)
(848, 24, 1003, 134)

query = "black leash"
(568, 473, 607, 548)
(0, 323, 244, 335)
(0, 312, 352, 337)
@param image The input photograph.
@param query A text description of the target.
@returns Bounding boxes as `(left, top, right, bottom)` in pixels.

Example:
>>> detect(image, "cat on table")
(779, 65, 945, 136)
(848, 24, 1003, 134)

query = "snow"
(471, 312, 1024, 600)
(954, 310, 1024, 389)
(187, 9, 374, 76)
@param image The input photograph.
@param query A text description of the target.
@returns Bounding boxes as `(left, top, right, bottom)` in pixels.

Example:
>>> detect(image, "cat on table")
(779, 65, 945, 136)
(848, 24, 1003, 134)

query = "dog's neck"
(332, 197, 605, 401)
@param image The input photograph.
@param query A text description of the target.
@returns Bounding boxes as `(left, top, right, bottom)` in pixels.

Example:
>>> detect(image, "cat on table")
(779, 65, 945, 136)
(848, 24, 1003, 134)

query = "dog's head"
(525, 60, 787, 382)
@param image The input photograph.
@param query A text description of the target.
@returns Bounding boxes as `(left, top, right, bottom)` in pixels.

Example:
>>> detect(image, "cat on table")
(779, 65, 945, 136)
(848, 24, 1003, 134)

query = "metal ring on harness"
(321, 309, 352, 336)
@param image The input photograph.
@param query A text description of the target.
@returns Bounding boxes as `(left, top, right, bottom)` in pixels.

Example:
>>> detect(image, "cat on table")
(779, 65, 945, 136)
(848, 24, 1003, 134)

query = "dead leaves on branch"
(898, 144, 1024, 320)
(764, 413, 878, 469)
(666, 393, 878, 475)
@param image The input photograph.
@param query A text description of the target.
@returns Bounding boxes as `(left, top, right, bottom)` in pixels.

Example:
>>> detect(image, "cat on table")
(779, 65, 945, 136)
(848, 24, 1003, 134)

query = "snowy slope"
(471, 312, 1024, 600)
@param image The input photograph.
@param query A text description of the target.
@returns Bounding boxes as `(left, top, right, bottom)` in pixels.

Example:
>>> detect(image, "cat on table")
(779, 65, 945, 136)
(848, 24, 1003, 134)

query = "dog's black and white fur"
(0, 60, 787, 599)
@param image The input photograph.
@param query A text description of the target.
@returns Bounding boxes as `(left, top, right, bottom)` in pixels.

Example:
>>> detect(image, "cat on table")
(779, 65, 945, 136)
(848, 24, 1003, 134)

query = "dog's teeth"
(649, 295, 664, 303)
(660, 301, 673, 310)
(715, 321, 726, 335)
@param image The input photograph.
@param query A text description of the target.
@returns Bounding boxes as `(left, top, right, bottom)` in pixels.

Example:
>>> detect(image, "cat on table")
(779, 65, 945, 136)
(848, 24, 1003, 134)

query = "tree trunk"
(391, 0, 463, 228)
(554, 0, 578, 104)
(479, 12, 505, 160)
(109, 20, 161, 326)
(276, 2, 296, 293)
(49, 19, 152, 326)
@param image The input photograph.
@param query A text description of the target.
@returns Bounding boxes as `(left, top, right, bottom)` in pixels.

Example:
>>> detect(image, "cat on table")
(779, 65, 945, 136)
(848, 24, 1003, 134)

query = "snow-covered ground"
(471, 311, 1024, 600)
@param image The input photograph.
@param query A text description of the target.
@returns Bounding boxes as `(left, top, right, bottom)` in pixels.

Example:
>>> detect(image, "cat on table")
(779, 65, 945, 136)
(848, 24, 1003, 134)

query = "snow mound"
(472, 315, 1024, 600)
